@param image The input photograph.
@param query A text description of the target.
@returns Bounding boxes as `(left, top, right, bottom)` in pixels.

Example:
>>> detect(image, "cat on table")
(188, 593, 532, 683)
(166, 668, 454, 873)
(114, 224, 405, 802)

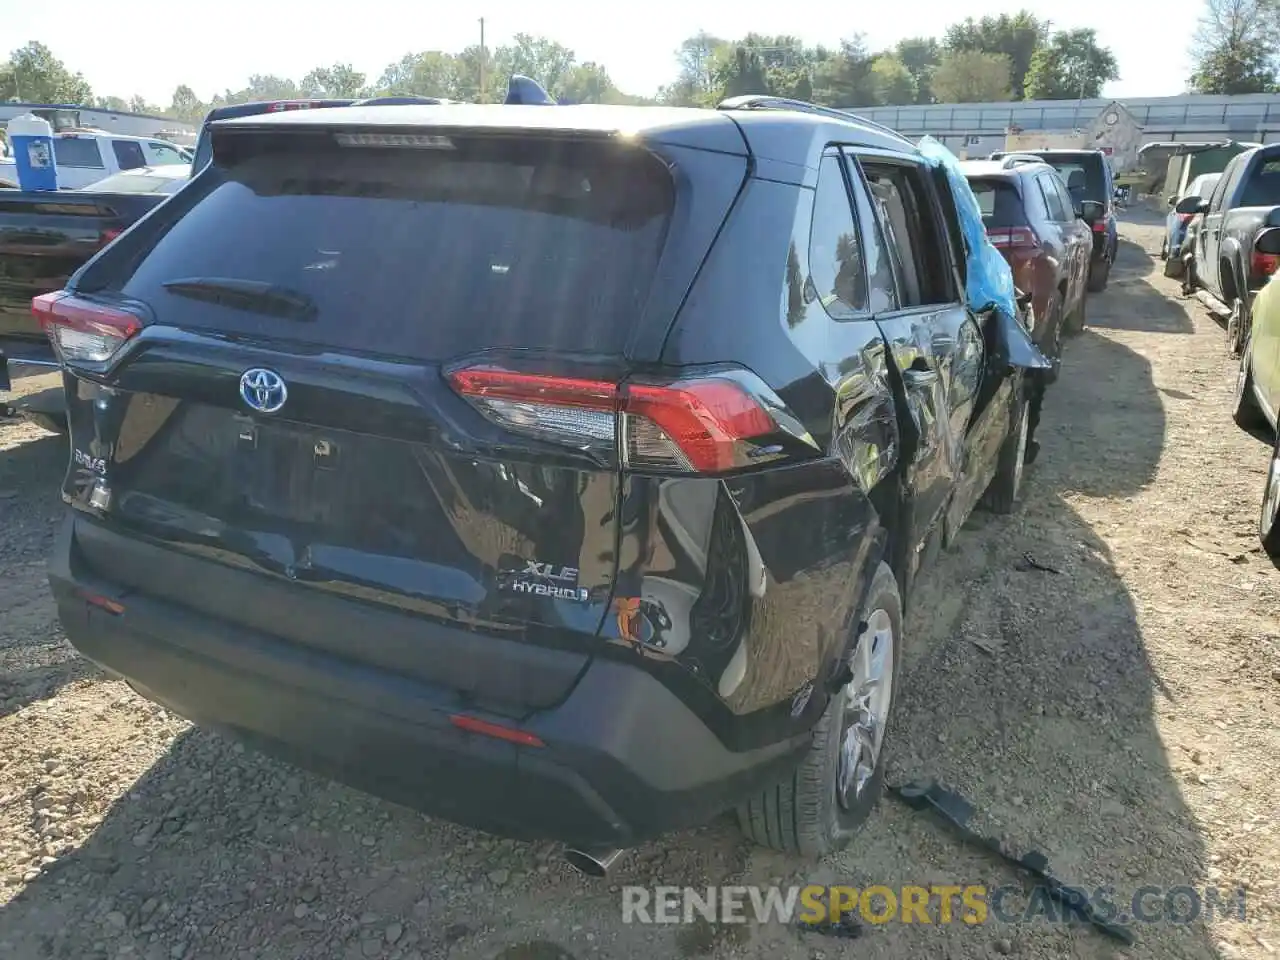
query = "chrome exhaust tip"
(563, 846, 624, 878)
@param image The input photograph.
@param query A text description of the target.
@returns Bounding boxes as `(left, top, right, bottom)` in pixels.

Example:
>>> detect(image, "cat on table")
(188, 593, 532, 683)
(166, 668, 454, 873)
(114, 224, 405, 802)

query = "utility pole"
(478, 18, 486, 102)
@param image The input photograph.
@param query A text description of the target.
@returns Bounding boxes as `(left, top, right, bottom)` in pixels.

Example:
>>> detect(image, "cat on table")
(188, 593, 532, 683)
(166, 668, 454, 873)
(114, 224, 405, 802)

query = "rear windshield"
(967, 178, 1027, 227)
(113, 132, 674, 358)
(1040, 155, 1106, 203)
(1240, 158, 1280, 207)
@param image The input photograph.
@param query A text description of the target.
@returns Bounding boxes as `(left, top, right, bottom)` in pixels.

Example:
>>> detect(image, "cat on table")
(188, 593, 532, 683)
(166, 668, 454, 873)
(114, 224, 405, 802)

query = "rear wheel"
(981, 383, 1030, 514)
(1227, 296, 1250, 358)
(1163, 256, 1184, 279)
(736, 562, 902, 856)
(1260, 433, 1280, 559)
(1087, 255, 1111, 293)
(1232, 336, 1267, 431)
(1062, 290, 1087, 337)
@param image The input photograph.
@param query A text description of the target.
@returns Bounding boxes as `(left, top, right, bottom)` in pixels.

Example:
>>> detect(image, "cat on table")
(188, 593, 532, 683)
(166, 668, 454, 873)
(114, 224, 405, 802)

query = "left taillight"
(32, 291, 142, 364)
(447, 365, 817, 474)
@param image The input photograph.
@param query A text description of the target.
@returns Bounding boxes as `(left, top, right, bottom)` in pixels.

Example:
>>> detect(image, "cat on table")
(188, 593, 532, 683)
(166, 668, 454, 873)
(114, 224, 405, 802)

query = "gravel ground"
(0, 213, 1277, 960)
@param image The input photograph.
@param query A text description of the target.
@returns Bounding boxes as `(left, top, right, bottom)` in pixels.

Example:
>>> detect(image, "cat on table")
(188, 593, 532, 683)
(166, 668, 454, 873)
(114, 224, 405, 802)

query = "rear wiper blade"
(162, 277, 317, 322)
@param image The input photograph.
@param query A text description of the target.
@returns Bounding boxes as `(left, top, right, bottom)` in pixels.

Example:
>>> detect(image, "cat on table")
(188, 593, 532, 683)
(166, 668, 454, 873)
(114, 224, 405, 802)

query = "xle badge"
(499, 560, 590, 603)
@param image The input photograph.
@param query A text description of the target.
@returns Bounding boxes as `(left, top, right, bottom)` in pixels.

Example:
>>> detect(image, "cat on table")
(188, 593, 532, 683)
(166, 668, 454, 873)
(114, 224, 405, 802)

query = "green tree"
(127, 95, 163, 115)
(1189, 0, 1278, 93)
(896, 37, 940, 103)
(943, 12, 1047, 99)
(932, 50, 1013, 103)
(501, 33, 577, 93)
(168, 85, 206, 123)
(659, 32, 729, 105)
(714, 45, 770, 99)
(556, 62, 616, 103)
(94, 95, 129, 112)
(301, 64, 368, 99)
(811, 37, 880, 107)
(376, 52, 461, 98)
(0, 42, 93, 104)
(1024, 29, 1120, 99)
(871, 55, 917, 105)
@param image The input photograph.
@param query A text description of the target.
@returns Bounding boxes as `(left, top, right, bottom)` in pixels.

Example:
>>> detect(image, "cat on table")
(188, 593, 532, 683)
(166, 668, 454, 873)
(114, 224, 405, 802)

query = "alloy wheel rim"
(1012, 397, 1030, 497)
(838, 609, 894, 809)
(1261, 447, 1280, 542)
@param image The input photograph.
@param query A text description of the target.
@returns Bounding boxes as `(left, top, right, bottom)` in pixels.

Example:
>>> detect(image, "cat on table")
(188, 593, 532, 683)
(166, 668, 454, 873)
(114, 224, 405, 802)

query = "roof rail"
(999, 153, 1046, 169)
(715, 95, 912, 146)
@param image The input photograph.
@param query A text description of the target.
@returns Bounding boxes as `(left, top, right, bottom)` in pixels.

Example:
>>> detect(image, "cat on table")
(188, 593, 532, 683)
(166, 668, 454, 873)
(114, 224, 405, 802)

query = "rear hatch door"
(61, 122, 691, 711)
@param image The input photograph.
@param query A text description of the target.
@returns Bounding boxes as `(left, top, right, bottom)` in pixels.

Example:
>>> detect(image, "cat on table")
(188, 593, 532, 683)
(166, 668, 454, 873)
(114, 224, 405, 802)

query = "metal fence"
(846, 96, 1280, 135)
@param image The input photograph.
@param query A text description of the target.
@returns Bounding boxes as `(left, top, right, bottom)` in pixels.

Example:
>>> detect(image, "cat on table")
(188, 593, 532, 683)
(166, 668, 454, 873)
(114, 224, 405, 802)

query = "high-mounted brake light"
(986, 226, 1039, 250)
(32, 292, 142, 364)
(447, 365, 804, 474)
(334, 132, 455, 150)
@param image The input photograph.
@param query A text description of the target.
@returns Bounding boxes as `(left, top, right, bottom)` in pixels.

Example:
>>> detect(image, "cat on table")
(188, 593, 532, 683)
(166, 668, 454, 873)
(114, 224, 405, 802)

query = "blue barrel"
(6, 114, 59, 192)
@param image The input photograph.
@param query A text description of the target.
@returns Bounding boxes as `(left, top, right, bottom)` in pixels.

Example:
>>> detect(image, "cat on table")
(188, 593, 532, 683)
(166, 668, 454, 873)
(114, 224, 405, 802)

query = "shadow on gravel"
(874, 285, 1224, 957)
(0, 429, 100, 721)
(1087, 238, 1194, 336)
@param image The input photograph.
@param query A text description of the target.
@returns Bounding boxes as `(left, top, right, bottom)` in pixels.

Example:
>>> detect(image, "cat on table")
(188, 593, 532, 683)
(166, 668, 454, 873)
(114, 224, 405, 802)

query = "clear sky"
(4, 0, 1205, 106)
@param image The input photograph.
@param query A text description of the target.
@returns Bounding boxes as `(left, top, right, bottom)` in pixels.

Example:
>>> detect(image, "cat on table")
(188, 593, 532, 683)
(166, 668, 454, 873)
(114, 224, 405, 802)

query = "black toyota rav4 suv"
(41, 95, 1045, 862)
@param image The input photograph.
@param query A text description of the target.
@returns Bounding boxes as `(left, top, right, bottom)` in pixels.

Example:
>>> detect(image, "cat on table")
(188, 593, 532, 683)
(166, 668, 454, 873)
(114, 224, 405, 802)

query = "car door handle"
(903, 368, 938, 389)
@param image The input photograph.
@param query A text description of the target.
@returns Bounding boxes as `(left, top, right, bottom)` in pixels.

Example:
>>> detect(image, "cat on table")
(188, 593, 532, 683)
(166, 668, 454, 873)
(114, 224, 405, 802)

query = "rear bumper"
(48, 513, 808, 847)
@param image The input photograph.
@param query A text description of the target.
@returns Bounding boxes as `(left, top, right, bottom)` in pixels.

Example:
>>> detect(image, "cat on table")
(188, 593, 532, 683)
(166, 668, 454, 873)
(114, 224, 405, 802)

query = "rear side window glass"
(860, 162, 954, 308)
(843, 155, 897, 313)
(808, 154, 868, 319)
(112, 140, 147, 171)
(112, 134, 675, 359)
(1240, 158, 1280, 207)
(53, 138, 104, 168)
(1050, 176, 1076, 220)
(968, 178, 1028, 228)
(1037, 175, 1068, 221)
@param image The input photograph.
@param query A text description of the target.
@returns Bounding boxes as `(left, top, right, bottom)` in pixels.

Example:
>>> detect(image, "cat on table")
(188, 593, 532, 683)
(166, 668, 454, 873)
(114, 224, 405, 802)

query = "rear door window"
(860, 161, 956, 308)
(112, 140, 147, 171)
(1240, 157, 1280, 207)
(1036, 174, 1069, 221)
(110, 133, 675, 359)
(53, 137, 104, 168)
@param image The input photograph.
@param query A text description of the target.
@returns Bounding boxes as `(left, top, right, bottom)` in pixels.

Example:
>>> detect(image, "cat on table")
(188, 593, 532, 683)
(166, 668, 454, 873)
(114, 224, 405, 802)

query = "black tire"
(1260, 432, 1280, 559)
(1163, 256, 1184, 279)
(1227, 296, 1251, 358)
(1159, 239, 1168, 260)
(981, 381, 1030, 514)
(1087, 256, 1111, 293)
(1232, 336, 1267, 431)
(1061, 290, 1086, 337)
(736, 561, 902, 856)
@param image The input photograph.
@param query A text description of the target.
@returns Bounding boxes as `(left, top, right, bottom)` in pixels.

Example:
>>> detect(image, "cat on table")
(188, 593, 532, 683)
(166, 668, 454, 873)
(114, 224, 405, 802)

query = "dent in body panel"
(607, 465, 881, 721)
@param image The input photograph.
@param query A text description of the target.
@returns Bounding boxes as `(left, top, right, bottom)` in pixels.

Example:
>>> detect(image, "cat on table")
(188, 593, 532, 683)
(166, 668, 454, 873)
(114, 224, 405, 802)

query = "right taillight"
(447, 365, 818, 474)
(32, 291, 142, 364)
(986, 226, 1039, 250)
(1252, 251, 1280, 278)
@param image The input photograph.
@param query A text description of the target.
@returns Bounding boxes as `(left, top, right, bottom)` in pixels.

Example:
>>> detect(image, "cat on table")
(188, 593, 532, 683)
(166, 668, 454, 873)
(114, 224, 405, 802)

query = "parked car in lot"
(961, 155, 1094, 461)
(0, 129, 190, 190)
(990, 148, 1118, 292)
(0, 165, 191, 432)
(1179, 143, 1280, 355)
(1231, 227, 1280, 555)
(39, 91, 1047, 865)
(1161, 172, 1220, 277)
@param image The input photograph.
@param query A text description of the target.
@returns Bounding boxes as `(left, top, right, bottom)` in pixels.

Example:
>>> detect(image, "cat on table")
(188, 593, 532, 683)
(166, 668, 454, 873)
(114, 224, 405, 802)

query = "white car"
(0, 130, 190, 190)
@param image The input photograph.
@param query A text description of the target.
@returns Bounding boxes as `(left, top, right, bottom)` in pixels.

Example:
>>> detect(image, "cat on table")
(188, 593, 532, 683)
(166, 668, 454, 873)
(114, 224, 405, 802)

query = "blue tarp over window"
(917, 135, 1052, 371)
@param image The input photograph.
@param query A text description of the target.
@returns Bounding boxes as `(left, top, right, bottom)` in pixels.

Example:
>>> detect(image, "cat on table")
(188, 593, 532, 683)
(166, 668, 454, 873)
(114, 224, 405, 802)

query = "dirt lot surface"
(0, 212, 1277, 960)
